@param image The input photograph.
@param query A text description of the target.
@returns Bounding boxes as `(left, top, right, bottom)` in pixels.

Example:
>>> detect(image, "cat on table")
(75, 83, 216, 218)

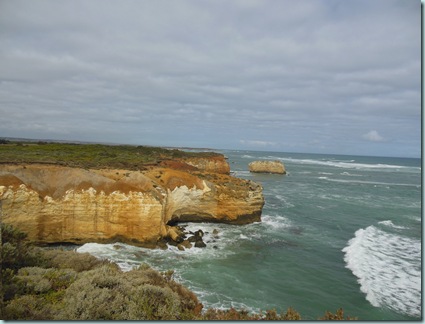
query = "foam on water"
(77, 242, 143, 271)
(378, 220, 408, 230)
(76, 222, 252, 273)
(261, 215, 291, 230)
(342, 225, 421, 317)
(265, 156, 420, 171)
(318, 176, 418, 187)
(340, 171, 362, 177)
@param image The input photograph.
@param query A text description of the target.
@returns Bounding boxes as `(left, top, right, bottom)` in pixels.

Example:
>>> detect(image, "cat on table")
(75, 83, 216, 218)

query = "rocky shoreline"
(161, 225, 220, 251)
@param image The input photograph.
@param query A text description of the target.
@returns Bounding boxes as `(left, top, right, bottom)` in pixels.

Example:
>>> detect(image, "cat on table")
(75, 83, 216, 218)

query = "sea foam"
(342, 225, 421, 317)
(264, 156, 419, 171)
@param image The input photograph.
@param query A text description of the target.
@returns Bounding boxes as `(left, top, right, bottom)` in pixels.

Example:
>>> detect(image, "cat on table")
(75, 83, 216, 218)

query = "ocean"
(77, 150, 422, 320)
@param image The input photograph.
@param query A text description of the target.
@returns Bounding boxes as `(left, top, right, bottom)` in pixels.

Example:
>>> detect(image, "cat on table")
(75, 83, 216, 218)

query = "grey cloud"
(0, 0, 420, 156)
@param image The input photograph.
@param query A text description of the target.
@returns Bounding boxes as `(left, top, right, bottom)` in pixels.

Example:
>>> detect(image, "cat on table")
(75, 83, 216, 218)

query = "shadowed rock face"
(0, 160, 263, 247)
(249, 160, 286, 174)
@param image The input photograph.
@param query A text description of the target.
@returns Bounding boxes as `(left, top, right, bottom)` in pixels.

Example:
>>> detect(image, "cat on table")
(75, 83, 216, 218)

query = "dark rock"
(177, 244, 185, 251)
(188, 235, 197, 242)
(157, 239, 168, 250)
(167, 239, 178, 247)
(195, 229, 204, 238)
(181, 239, 192, 249)
(194, 240, 207, 248)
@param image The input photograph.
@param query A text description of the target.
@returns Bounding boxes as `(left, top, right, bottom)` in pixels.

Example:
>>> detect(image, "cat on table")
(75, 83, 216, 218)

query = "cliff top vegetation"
(0, 140, 221, 170)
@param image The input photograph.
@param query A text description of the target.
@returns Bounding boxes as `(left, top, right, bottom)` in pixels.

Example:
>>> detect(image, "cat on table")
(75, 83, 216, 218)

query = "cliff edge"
(0, 145, 263, 247)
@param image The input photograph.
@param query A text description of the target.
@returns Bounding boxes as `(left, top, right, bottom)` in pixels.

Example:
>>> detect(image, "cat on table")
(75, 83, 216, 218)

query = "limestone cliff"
(158, 155, 230, 174)
(249, 160, 286, 174)
(0, 163, 263, 247)
(180, 156, 230, 174)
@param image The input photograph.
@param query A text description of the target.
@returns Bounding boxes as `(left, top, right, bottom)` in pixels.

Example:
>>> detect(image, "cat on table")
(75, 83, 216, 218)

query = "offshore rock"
(0, 163, 264, 247)
(249, 160, 286, 174)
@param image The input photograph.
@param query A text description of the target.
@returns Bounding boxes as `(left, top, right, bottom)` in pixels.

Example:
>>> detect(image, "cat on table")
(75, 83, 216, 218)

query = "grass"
(0, 141, 221, 170)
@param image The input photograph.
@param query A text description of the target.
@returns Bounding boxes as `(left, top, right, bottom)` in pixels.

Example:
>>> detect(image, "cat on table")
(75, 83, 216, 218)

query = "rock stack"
(248, 160, 286, 174)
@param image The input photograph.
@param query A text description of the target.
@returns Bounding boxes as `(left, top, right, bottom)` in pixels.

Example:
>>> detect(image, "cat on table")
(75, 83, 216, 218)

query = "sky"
(0, 0, 421, 157)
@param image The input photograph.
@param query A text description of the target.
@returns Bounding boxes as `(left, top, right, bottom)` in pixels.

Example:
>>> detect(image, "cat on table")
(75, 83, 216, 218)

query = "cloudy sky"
(0, 0, 421, 157)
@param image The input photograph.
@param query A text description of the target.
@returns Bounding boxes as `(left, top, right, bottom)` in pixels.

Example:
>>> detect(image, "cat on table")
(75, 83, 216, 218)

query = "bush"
(319, 308, 357, 320)
(57, 264, 200, 320)
(4, 295, 54, 320)
(41, 249, 116, 272)
(1, 224, 43, 270)
(126, 284, 181, 320)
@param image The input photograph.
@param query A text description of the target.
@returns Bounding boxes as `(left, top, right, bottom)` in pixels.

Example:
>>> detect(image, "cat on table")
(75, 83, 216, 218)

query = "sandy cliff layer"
(249, 160, 286, 174)
(0, 161, 263, 247)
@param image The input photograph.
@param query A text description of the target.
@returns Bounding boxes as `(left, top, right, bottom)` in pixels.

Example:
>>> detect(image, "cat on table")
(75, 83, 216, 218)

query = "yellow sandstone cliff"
(0, 158, 263, 247)
(249, 160, 286, 174)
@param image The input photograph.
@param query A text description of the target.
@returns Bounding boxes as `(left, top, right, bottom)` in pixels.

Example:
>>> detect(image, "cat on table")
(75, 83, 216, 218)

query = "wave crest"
(342, 226, 421, 317)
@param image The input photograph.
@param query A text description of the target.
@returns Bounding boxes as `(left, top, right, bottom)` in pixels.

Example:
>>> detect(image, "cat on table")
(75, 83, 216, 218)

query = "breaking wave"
(318, 176, 419, 187)
(342, 225, 421, 317)
(378, 220, 408, 230)
(264, 156, 420, 172)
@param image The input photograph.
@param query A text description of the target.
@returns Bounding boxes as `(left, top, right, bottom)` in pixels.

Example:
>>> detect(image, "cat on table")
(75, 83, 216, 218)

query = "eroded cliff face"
(249, 160, 286, 174)
(143, 168, 263, 225)
(0, 161, 263, 247)
(180, 156, 231, 174)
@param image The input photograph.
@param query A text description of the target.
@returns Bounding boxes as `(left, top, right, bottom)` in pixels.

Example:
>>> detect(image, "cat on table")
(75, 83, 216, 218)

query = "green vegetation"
(1, 224, 201, 320)
(0, 141, 219, 170)
(1, 224, 357, 320)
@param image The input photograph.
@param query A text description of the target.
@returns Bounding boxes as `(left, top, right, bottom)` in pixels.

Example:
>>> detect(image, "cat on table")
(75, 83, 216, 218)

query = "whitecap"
(340, 171, 361, 176)
(77, 242, 142, 271)
(342, 226, 421, 317)
(261, 215, 291, 230)
(378, 220, 407, 229)
(321, 177, 418, 187)
(266, 157, 420, 172)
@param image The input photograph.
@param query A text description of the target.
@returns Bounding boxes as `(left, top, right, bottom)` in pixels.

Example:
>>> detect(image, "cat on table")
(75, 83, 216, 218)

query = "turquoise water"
(77, 151, 422, 320)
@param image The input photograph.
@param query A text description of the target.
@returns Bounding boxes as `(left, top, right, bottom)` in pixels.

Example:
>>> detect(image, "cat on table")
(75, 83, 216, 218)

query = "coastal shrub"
(57, 265, 128, 320)
(200, 307, 258, 320)
(14, 267, 77, 296)
(124, 265, 202, 316)
(0, 141, 221, 170)
(126, 284, 181, 320)
(41, 249, 116, 272)
(319, 308, 357, 320)
(4, 295, 55, 320)
(57, 264, 187, 320)
(1, 224, 43, 270)
(280, 306, 302, 320)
